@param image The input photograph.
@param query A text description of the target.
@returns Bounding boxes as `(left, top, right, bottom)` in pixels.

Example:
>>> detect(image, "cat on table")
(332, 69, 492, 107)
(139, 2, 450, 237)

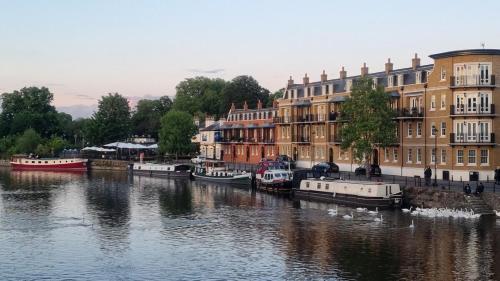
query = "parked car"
(312, 162, 339, 177)
(275, 155, 296, 169)
(355, 164, 382, 177)
(191, 155, 206, 164)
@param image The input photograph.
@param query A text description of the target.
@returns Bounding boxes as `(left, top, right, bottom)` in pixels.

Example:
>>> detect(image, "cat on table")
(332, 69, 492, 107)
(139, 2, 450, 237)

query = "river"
(0, 169, 498, 280)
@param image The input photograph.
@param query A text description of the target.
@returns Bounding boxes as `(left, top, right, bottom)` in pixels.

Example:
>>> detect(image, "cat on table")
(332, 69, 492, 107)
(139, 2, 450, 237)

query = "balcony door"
(479, 122, 490, 141)
(466, 122, 477, 142)
(479, 93, 490, 113)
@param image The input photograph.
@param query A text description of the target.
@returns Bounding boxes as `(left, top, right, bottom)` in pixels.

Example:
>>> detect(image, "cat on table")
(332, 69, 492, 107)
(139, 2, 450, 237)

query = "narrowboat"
(192, 160, 251, 183)
(294, 178, 402, 209)
(132, 163, 192, 178)
(10, 156, 88, 171)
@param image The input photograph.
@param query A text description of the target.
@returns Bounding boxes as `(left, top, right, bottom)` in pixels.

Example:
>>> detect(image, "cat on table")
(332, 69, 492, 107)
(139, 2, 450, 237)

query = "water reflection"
(0, 169, 498, 280)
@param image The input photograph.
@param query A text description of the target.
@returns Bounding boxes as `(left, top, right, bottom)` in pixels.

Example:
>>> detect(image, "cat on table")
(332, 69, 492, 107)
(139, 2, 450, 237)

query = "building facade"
(276, 49, 499, 180)
(219, 100, 278, 164)
(199, 118, 223, 160)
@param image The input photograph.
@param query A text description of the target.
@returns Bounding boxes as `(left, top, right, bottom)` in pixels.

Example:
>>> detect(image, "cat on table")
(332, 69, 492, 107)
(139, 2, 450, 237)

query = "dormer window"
(415, 71, 422, 84)
(372, 78, 378, 89)
(307, 87, 311, 96)
(325, 84, 329, 95)
(397, 74, 404, 86)
(345, 79, 352, 92)
(387, 75, 394, 87)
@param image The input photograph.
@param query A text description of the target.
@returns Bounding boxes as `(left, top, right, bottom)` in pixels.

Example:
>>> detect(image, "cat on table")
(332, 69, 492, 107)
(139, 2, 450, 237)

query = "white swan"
(356, 207, 367, 212)
(328, 206, 338, 216)
(343, 212, 354, 220)
(374, 215, 383, 222)
(495, 210, 500, 217)
(368, 207, 379, 215)
(402, 206, 412, 213)
(409, 220, 415, 228)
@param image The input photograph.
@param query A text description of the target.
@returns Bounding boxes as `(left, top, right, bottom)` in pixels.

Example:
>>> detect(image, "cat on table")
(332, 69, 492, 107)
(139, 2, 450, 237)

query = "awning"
(389, 91, 400, 98)
(404, 91, 424, 97)
(293, 99, 311, 106)
(82, 146, 116, 152)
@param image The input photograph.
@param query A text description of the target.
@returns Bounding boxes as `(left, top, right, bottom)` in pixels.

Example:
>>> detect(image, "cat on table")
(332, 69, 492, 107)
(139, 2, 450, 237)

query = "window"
(317, 183, 321, 189)
(407, 124, 413, 137)
(431, 123, 436, 137)
(397, 74, 404, 86)
(430, 95, 436, 110)
(440, 67, 446, 80)
(346, 80, 352, 92)
(393, 148, 399, 161)
(480, 149, 489, 164)
(416, 122, 422, 137)
(387, 75, 394, 87)
(307, 87, 311, 96)
(325, 84, 329, 94)
(416, 148, 422, 163)
(468, 149, 476, 164)
(441, 149, 447, 164)
(384, 148, 389, 162)
(431, 148, 436, 164)
(325, 184, 329, 190)
(440, 94, 446, 109)
(407, 148, 412, 163)
(372, 78, 378, 89)
(415, 71, 422, 84)
(457, 150, 464, 164)
(441, 122, 446, 137)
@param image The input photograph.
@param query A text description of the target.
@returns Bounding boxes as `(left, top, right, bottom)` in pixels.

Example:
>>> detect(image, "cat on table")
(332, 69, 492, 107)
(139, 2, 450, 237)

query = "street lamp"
(433, 126, 438, 187)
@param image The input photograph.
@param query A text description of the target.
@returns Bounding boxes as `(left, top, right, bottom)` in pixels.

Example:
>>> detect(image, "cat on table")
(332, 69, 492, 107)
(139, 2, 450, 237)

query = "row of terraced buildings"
(205, 49, 500, 181)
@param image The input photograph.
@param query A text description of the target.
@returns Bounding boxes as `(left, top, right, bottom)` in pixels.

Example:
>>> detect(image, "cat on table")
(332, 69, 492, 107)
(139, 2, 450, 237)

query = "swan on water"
(495, 210, 500, 217)
(328, 206, 338, 216)
(343, 212, 354, 220)
(402, 206, 412, 213)
(409, 220, 415, 228)
(368, 207, 379, 215)
(356, 207, 367, 212)
(374, 215, 383, 222)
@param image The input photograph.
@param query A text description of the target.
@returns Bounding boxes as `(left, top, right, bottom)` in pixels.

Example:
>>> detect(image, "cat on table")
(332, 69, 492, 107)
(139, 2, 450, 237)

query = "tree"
(131, 96, 173, 138)
(267, 88, 284, 107)
(159, 111, 197, 159)
(16, 129, 42, 154)
(0, 87, 59, 137)
(173, 77, 226, 117)
(88, 93, 131, 145)
(47, 136, 68, 156)
(339, 77, 397, 166)
(220, 75, 270, 113)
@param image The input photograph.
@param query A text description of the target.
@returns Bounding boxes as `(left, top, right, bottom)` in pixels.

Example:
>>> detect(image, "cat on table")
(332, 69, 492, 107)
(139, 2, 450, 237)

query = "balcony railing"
(292, 136, 310, 143)
(450, 104, 495, 115)
(217, 137, 275, 144)
(450, 75, 496, 88)
(329, 135, 342, 143)
(396, 107, 424, 118)
(449, 133, 495, 144)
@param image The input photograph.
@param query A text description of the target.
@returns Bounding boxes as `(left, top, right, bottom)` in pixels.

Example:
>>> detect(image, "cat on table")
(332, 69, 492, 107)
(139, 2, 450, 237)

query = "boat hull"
(293, 189, 402, 209)
(132, 169, 191, 179)
(193, 173, 251, 184)
(257, 181, 293, 193)
(10, 160, 88, 171)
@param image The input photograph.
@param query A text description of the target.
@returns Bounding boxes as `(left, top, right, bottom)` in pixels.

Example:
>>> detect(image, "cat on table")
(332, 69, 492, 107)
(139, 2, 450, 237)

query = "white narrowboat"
(257, 169, 293, 193)
(132, 163, 191, 178)
(295, 179, 402, 209)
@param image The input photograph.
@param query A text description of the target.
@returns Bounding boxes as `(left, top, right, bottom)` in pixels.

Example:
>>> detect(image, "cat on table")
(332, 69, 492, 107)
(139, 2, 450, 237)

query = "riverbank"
(89, 159, 130, 171)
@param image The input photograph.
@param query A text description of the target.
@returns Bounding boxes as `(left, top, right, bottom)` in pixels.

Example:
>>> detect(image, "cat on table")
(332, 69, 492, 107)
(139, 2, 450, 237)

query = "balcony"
(396, 107, 424, 119)
(273, 116, 291, 124)
(450, 104, 495, 116)
(450, 75, 496, 88)
(292, 136, 310, 143)
(449, 133, 495, 145)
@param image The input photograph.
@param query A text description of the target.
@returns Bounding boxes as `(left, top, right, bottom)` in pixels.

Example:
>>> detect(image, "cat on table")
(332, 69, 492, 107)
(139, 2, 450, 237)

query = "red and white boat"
(10, 156, 88, 171)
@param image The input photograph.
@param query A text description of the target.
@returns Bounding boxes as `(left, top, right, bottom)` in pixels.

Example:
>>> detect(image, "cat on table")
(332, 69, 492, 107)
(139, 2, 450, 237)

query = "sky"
(1, 0, 500, 117)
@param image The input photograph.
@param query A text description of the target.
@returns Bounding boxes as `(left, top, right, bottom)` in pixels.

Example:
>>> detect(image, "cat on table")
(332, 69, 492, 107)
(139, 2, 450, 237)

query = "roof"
(429, 49, 500, 59)
(200, 122, 222, 131)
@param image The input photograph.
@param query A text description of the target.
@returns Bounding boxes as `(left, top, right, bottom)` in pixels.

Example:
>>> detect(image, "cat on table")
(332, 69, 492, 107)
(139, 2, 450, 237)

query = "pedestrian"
(424, 166, 432, 186)
(477, 182, 484, 195)
(464, 183, 471, 195)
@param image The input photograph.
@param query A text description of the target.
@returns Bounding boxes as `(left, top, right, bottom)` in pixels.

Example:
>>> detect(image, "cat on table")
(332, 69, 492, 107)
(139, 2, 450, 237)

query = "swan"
(374, 215, 383, 222)
(409, 220, 415, 228)
(368, 207, 379, 215)
(343, 212, 354, 220)
(495, 210, 500, 217)
(402, 206, 412, 213)
(328, 206, 338, 216)
(356, 207, 367, 212)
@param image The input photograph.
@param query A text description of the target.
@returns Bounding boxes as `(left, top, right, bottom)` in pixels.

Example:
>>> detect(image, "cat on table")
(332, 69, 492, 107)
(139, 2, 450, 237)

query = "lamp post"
(433, 126, 438, 187)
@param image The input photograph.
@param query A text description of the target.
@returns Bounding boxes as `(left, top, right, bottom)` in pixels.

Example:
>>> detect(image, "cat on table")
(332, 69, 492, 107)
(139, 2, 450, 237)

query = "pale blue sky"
(1, 0, 499, 108)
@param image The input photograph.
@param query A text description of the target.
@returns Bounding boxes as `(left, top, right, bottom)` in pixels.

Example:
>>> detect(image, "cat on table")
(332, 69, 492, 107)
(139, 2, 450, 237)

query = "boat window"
(24, 161, 28, 163)
(389, 185, 392, 194)
(281, 173, 288, 178)
(32, 161, 35, 163)
(306, 182, 310, 188)
(368, 188, 371, 193)
(317, 183, 321, 189)
(386, 186, 388, 196)
(325, 184, 329, 190)
(38, 161, 41, 164)
(45, 161, 48, 164)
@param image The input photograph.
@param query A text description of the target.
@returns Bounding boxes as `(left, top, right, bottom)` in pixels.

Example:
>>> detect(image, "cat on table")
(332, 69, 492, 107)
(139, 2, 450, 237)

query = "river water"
(0, 169, 499, 281)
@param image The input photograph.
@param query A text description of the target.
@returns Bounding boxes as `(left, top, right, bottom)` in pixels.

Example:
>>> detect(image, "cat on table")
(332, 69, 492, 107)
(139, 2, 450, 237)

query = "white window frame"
(430, 95, 436, 110)
(440, 122, 446, 137)
(407, 148, 412, 163)
(393, 148, 398, 162)
(397, 74, 404, 86)
(387, 75, 394, 87)
(431, 123, 436, 137)
(345, 80, 352, 92)
(480, 149, 489, 165)
(440, 94, 446, 110)
(416, 148, 422, 163)
(440, 67, 446, 81)
(416, 122, 422, 137)
(430, 148, 436, 164)
(441, 149, 446, 164)
(407, 123, 413, 137)
(468, 149, 476, 165)
(415, 71, 422, 84)
(384, 148, 389, 162)
(457, 150, 464, 165)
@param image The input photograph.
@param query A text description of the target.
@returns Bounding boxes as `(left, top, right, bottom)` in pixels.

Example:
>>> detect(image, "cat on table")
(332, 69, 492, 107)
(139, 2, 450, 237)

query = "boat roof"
(306, 178, 399, 186)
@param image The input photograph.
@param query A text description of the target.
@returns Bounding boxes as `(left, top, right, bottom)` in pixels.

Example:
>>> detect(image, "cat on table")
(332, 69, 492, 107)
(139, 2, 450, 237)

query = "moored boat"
(10, 156, 88, 171)
(257, 169, 293, 193)
(192, 160, 251, 183)
(132, 163, 191, 178)
(295, 178, 402, 209)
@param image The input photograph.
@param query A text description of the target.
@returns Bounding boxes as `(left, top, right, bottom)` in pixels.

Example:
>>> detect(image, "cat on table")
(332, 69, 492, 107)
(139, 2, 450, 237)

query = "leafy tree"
(159, 111, 197, 159)
(88, 93, 131, 145)
(340, 77, 397, 166)
(16, 129, 42, 154)
(35, 144, 51, 157)
(131, 96, 173, 138)
(0, 87, 59, 137)
(267, 88, 284, 107)
(0, 136, 17, 157)
(47, 136, 68, 156)
(220, 75, 270, 113)
(173, 77, 226, 117)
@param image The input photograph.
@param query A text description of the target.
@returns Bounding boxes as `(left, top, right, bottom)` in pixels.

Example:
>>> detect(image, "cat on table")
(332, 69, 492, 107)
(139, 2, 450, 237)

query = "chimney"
(257, 99, 262, 109)
(303, 73, 309, 85)
(288, 76, 294, 86)
(361, 62, 368, 77)
(243, 100, 248, 110)
(230, 102, 235, 112)
(320, 70, 328, 82)
(412, 53, 420, 70)
(339, 66, 347, 79)
(385, 58, 393, 74)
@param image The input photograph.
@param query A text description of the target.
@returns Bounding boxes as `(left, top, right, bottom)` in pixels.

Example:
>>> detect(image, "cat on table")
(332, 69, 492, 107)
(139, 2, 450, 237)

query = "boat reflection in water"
(0, 169, 499, 280)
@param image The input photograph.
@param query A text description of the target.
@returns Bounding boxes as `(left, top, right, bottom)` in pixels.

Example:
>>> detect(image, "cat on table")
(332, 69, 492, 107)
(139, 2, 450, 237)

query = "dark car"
(355, 164, 382, 177)
(276, 155, 296, 169)
(312, 162, 339, 177)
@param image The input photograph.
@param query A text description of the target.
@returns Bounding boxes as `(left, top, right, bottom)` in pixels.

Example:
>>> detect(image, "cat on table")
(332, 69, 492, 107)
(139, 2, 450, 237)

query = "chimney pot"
(288, 75, 294, 86)
(361, 63, 369, 76)
(320, 70, 328, 82)
(412, 53, 421, 70)
(385, 58, 393, 74)
(303, 73, 309, 85)
(339, 66, 347, 79)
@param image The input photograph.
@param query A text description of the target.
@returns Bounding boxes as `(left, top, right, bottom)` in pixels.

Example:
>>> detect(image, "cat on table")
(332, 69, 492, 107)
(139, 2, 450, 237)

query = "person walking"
(424, 166, 432, 186)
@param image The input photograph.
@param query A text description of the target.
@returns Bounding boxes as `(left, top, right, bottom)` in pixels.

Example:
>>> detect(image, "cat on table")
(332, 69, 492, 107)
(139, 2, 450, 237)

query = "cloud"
(187, 68, 225, 74)
(74, 94, 96, 100)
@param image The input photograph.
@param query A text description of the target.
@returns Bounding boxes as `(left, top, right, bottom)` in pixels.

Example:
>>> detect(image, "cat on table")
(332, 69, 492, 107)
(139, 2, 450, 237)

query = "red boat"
(10, 156, 88, 171)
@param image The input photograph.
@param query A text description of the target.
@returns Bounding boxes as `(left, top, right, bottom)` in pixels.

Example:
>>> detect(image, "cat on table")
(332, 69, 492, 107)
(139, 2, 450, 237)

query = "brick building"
(219, 100, 278, 164)
(276, 49, 499, 180)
